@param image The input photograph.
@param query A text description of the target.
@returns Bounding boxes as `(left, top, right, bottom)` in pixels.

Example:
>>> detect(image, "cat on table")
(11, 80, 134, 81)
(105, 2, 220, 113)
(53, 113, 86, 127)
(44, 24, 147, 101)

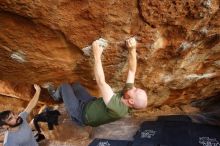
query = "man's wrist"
(128, 46, 136, 50)
(94, 55, 101, 60)
(129, 48, 136, 53)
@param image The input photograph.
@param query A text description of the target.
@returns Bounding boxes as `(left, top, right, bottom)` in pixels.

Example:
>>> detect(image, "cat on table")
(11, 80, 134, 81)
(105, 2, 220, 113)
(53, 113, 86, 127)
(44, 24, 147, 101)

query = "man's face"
(4, 112, 23, 127)
(123, 87, 137, 107)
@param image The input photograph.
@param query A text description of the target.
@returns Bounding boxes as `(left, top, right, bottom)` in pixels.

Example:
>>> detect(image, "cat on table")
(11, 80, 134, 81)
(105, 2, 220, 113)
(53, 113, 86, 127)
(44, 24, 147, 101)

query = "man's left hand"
(126, 37, 137, 50)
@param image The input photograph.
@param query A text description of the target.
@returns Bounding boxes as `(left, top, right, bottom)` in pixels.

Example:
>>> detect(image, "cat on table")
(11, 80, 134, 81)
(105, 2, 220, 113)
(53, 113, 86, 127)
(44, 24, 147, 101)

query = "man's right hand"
(34, 84, 41, 93)
(92, 40, 104, 58)
(126, 37, 137, 50)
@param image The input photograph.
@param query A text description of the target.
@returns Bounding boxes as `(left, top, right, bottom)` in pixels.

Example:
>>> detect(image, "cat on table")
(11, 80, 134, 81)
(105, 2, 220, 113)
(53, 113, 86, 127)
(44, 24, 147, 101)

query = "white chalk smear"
(185, 73, 216, 80)
(10, 51, 26, 63)
(82, 38, 108, 56)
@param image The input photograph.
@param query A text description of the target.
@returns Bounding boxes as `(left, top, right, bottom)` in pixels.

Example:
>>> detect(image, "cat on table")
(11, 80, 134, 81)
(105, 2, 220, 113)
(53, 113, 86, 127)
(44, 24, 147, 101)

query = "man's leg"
(43, 83, 62, 101)
(59, 83, 83, 125)
(71, 83, 95, 102)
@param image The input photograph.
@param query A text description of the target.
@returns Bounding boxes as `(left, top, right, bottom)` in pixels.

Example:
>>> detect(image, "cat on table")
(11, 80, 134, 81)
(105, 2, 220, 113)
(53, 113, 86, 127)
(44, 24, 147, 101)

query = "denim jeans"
(59, 83, 95, 126)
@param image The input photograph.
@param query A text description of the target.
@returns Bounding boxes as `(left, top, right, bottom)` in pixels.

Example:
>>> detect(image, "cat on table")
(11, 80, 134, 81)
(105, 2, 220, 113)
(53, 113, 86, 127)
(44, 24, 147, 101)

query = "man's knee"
(60, 83, 71, 89)
(72, 82, 83, 90)
(59, 83, 73, 95)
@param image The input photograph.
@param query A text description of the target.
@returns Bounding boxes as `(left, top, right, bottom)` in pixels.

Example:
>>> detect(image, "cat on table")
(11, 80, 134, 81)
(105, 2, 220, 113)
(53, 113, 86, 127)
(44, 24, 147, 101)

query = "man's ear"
(128, 98, 134, 105)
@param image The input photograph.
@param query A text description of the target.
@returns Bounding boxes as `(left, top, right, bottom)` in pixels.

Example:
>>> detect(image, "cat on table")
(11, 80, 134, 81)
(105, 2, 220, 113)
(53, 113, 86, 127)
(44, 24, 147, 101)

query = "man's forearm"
(30, 91, 40, 107)
(0, 136, 4, 144)
(25, 90, 40, 114)
(0, 133, 4, 146)
(128, 49, 137, 73)
(94, 56, 106, 85)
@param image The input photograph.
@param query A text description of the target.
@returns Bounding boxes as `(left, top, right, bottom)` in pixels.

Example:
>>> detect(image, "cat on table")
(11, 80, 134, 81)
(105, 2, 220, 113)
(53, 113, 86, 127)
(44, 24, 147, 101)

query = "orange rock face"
(0, 0, 220, 109)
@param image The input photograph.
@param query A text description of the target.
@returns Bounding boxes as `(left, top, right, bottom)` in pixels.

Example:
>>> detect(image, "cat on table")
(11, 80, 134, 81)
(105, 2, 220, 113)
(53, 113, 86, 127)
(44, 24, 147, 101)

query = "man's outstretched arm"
(92, 41, 114, 105)
(24, 84, 41, 114)
(126, 38, 137, 83)
(0, 134, 4, 146)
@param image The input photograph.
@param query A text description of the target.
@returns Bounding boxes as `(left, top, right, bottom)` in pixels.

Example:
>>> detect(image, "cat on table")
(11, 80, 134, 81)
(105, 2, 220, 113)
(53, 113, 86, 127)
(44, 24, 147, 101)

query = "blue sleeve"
(3, 132, 11, 146)
(4, 141, 14, 146)
(4, 142, 9, 146)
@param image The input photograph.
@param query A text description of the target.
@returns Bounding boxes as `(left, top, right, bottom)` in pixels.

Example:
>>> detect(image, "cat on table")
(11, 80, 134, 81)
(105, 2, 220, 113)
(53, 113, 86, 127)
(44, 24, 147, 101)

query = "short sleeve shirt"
(3, 112, 38, 146)
(83, 83, 134, 127)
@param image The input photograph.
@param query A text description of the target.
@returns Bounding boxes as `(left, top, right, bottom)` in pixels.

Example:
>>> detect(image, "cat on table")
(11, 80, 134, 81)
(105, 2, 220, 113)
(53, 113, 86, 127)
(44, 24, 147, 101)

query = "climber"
(0, 84, 41, 146)
(46, 37, 148, 127)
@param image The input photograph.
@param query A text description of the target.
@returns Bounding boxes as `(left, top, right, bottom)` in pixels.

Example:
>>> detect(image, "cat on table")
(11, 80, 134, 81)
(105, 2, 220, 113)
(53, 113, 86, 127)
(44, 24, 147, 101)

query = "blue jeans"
(59, 83, 95, 126)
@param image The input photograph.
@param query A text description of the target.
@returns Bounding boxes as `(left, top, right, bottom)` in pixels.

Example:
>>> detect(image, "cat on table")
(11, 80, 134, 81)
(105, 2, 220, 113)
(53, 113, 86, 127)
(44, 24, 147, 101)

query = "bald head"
(133, 88, 148, 109)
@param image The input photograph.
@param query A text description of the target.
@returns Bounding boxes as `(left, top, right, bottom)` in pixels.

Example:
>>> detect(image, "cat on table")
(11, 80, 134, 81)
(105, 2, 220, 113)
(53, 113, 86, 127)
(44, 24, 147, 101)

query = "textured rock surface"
(0, 0, 219, 107)
(0, 1, 220, 144)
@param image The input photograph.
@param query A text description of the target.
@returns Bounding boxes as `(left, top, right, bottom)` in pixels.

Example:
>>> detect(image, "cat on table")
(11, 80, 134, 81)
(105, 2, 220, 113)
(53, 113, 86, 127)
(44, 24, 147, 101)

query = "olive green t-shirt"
(83, 83, 133, 127)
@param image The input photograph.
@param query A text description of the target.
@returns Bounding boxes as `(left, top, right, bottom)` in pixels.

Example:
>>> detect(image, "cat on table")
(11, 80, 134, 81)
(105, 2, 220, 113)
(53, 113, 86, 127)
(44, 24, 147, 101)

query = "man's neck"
(121, 98, 131, 108)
